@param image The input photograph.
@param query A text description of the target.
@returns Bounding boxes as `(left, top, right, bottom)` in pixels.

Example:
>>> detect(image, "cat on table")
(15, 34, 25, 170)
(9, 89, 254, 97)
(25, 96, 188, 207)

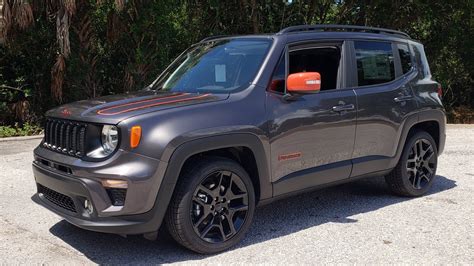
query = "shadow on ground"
(49, 175, 456, 264)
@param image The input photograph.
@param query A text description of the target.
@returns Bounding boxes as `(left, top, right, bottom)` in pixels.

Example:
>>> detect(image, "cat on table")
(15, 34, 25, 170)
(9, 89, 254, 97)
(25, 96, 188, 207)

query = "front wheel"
(385, 130, 438, 197)
(165, 157, 255, 254)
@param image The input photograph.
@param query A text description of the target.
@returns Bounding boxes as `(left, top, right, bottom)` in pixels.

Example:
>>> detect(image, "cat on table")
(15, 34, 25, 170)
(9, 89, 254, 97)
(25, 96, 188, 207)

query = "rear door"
(266, 41, 357, 195)
(350, 40, 419, 176)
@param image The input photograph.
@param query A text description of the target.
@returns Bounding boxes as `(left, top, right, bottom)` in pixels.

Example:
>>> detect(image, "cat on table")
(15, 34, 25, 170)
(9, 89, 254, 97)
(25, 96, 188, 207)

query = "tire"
(385, 130, 438, 197)
(165, 156, 256, 254)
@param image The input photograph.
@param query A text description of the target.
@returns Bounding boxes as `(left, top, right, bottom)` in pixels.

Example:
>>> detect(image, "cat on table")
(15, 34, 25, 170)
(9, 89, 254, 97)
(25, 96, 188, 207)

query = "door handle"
(332, 104, 355, 112)
(394, 95, 413, 102)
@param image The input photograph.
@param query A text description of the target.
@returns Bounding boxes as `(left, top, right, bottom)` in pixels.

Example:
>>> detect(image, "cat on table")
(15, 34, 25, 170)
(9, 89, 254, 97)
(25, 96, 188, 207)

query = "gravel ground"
(1, 124, 473, 264)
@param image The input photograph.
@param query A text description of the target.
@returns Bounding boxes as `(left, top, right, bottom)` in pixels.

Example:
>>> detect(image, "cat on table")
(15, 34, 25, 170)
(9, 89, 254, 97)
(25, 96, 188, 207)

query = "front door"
(266, 41, 357, 196)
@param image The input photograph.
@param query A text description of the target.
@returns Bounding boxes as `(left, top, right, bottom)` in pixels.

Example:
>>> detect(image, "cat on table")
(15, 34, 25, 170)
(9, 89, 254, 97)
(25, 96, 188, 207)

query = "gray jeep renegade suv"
(32, 25, 446, 253)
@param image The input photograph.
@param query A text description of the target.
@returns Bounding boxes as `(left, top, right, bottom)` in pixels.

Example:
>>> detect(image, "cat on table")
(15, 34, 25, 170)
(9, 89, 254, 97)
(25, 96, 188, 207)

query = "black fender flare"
(390, 108, 446, 169)
(139, 133, 272, 234)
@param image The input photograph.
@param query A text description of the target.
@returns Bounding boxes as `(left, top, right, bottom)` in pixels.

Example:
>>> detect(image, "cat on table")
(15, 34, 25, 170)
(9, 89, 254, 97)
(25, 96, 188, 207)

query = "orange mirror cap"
(287, 72, 321, 93)
(130, 126, 141, 148)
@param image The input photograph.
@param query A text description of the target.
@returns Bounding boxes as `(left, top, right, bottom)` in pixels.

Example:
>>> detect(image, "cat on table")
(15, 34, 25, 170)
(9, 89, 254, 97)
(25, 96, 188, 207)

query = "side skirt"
(272, 160, 352, 197)
(260, 168, 391, 207)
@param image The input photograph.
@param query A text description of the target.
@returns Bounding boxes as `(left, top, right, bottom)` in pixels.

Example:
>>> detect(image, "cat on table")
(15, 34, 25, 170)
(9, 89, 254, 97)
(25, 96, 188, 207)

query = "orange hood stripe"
(98, 93, 212, 116)
(97, 93, 189, 115)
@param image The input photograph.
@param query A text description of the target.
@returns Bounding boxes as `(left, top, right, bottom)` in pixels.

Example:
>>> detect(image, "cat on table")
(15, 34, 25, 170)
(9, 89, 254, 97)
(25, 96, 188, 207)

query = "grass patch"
(0, 123, 43, 138)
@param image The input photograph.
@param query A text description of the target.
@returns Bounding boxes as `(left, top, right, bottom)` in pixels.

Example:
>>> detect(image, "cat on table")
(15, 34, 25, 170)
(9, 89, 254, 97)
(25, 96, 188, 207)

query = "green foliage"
(0, 0, 473, 128)
(0, 122, 43, 138)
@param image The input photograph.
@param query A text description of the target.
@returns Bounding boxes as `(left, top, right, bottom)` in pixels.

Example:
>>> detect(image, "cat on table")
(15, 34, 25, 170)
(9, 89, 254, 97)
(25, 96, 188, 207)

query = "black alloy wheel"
(385, 130, 438, 197)
(166, 157, 255, 254)
(191, 170, 249, 243)
(405, 138, 436, 190)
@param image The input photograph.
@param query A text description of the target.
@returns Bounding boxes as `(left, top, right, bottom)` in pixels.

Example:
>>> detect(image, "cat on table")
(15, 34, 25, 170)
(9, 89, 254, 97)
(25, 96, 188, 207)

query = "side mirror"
(287, 72, 321, 94)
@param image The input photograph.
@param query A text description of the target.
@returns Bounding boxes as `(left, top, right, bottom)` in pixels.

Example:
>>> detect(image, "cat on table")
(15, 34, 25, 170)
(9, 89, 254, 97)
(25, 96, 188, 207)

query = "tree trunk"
(249, 0, 259, 33)
(0, 0, 5, 43)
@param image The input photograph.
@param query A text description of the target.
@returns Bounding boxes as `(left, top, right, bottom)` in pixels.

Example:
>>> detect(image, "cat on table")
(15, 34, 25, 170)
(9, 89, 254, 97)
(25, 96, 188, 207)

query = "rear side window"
(412, 43, 431, 79)
(397, 43, 412, 74)
(354, 41, 395, 86)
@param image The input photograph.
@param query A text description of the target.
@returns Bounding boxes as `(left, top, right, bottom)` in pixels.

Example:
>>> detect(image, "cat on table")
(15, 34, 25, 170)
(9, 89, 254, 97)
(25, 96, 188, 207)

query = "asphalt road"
(1, 125, 473, 264)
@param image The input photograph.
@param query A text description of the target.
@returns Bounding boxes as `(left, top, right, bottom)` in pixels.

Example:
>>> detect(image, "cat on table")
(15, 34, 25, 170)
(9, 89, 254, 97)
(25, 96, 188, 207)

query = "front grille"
(38, 184, 77, 213)
(43, 119, 87, 158)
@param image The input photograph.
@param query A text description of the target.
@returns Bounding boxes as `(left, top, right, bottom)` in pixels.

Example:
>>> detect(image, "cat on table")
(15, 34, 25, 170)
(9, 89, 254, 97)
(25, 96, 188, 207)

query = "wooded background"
(0, 0, 473, 131)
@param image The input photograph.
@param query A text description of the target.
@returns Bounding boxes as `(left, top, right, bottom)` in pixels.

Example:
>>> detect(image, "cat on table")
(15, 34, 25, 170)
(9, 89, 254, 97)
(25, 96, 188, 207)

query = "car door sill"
(272, 160, 352, 196)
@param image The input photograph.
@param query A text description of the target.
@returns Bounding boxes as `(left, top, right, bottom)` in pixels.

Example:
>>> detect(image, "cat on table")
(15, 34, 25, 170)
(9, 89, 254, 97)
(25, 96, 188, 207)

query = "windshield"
(150, 39, 272, 93)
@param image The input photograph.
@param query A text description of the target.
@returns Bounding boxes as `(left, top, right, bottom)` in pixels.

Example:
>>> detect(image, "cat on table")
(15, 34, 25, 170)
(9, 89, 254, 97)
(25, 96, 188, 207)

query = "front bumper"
(32, 147, 170, 235)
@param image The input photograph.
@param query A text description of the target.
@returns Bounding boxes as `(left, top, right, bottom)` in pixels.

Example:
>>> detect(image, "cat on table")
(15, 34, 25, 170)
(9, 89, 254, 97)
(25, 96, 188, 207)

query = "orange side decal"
(278, 152, 302, 161)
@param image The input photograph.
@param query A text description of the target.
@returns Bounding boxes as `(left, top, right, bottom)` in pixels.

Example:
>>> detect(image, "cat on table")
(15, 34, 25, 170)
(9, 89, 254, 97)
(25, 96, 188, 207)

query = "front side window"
(268, 44, 342, 93)
(151, 39, 271, 93)
(289, 46, 341, 91)
(355, 41, 395, 86)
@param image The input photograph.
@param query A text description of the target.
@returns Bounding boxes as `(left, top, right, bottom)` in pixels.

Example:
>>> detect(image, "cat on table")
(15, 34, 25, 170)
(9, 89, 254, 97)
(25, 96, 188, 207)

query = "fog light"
(101, 179, 128, 189)
(106, 188, 127, 206)
(84, 199, 94, 214)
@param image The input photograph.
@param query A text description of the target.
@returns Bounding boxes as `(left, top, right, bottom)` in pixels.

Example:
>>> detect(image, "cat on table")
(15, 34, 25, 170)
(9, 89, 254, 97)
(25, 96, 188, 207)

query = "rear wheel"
(165, 157, 255, 254)
(385, 131, 438, 197)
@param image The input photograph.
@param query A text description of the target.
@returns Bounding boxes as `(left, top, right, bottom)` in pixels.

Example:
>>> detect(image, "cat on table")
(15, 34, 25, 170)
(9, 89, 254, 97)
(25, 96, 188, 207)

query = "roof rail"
(277, 24, 410, 38)
(199, 35, 231, 43)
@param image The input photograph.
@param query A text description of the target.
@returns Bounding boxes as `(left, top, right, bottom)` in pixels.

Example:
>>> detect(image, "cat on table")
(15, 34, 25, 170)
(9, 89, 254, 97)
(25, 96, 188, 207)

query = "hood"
(46, 91, 228, 124)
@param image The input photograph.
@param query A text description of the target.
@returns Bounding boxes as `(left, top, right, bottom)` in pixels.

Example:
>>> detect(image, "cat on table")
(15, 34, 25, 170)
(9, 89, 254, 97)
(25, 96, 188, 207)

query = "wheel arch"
(142, 133, 272, 234)
(166, 134, 272, 203)
(407, 120, 440, 151)
(393, 109, 446, 168)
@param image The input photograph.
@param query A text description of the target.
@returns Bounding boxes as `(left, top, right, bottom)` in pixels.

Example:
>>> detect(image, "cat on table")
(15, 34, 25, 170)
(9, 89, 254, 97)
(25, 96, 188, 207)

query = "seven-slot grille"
(43, 119, 87, 157)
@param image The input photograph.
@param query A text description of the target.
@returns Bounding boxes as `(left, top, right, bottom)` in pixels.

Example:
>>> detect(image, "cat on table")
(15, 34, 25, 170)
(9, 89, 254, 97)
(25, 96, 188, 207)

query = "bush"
(0, 123, 43, 138)
(0, 1, 472, 125)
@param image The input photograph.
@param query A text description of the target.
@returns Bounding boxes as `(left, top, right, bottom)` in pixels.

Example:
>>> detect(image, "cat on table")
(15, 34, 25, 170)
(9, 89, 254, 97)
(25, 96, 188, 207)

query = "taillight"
(437, 84, 443, 98)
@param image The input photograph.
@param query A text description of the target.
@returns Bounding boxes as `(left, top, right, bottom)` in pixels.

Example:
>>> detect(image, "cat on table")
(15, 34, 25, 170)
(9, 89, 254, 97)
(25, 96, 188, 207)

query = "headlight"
(101, 125, 119, 155)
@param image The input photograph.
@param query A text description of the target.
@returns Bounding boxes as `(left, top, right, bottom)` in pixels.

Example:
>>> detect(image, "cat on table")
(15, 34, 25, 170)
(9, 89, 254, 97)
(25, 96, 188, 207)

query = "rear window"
(354, 41, 395, 86)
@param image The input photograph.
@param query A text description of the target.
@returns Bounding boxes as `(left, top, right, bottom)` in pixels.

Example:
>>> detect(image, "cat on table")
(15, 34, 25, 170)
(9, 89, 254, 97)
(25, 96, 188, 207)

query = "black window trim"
(392, 42, 403, 78)
(266, 48, 287, 95)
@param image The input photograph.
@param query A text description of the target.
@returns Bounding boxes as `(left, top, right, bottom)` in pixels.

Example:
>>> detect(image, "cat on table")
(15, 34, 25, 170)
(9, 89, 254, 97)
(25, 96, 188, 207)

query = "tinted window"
(412, 43, 431, 79)
(397, 43, 412, 74)
(269, 54, 286, 93)
(354, 41, 395, 86)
